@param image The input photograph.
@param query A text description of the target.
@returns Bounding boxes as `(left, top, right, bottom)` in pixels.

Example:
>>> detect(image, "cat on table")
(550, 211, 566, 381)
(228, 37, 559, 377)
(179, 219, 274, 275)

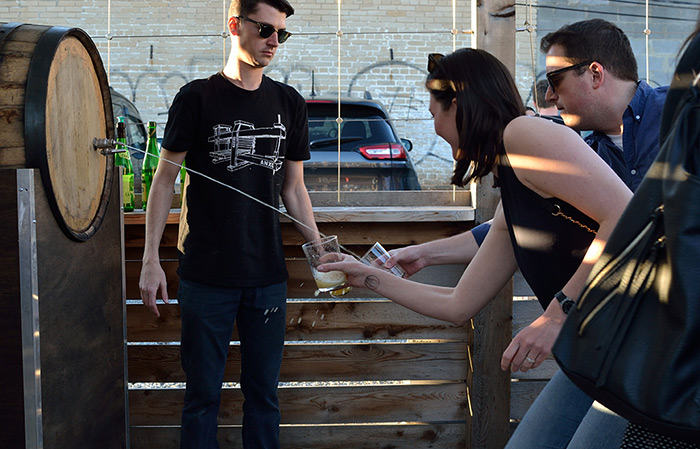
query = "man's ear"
(228, 16, 239, 36)
(590, 62, 605, 89)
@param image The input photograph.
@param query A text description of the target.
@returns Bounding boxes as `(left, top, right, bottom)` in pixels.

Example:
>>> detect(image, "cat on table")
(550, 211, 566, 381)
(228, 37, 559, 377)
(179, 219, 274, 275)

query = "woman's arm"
(319, 203, 518, 325)
(385, 226, 484, 276)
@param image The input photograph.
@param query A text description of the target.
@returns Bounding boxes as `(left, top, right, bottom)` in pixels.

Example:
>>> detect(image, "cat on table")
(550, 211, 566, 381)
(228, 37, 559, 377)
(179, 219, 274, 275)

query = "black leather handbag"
(552, 34, 700, 444)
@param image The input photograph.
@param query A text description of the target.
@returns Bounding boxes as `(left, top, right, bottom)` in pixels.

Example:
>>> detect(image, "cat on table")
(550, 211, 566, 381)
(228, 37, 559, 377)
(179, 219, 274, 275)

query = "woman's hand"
(318, 254, 379, 289)
(500, 300, 566, 373)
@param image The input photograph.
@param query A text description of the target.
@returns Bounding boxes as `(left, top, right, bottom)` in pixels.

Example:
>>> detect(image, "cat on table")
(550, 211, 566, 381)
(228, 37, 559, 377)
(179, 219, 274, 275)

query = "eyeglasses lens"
(239, 16, 291, 44)
(258, 24, 274, 38)
(546, 74, 561, 93)
(545, 61, 591, 93)
(276, 30, 291, 43)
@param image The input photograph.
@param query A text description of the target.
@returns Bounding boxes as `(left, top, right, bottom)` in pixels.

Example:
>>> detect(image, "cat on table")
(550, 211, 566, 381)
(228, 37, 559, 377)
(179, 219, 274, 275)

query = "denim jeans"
(178, 278, 288, 449)
(505, 370, 629, 449)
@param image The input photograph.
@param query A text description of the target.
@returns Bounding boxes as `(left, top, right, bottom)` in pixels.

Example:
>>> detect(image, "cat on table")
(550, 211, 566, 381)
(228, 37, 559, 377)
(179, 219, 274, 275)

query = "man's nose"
(545, 85, 557, 103)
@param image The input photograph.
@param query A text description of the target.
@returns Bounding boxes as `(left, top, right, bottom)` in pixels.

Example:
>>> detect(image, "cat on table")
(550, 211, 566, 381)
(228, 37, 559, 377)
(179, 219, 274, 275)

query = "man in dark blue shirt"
(585, 81, 667, 192)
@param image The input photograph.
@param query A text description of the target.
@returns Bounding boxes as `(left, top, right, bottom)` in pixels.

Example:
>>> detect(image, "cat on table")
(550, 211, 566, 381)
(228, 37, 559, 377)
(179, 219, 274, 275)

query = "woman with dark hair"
(319, 48, 633, 447)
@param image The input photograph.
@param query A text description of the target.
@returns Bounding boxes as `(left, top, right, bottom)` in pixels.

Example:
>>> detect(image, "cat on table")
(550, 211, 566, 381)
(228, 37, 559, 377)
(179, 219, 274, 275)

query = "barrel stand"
(0, 168, 128, 449)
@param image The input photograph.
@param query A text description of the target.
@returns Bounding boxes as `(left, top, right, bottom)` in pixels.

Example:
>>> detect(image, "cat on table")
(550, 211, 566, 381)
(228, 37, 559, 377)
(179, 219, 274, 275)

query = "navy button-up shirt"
(585, 81, 668, 192)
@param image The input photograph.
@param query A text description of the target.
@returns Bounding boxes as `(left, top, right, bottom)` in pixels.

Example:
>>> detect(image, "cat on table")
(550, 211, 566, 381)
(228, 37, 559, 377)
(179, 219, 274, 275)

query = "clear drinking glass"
(302, 235, 352, 296)
(360, 242, 407, 278)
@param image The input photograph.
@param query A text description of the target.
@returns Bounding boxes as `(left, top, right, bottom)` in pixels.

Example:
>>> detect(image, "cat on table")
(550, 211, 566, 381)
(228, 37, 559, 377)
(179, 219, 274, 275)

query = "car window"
(307, 100, 400, 149)
(309, 115, 395, 148)
(308, 117, 338, 142)
(364, 116, 395, 142)
(123, 113, 147, 158)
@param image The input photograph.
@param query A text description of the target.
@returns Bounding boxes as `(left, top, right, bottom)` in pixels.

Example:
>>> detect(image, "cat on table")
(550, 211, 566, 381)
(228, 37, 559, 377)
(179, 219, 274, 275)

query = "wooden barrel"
(0, 22, 114, 241)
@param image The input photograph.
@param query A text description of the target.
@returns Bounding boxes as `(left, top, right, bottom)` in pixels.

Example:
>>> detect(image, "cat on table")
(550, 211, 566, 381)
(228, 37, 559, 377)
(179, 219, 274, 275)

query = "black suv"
(304, 98, 421, 191)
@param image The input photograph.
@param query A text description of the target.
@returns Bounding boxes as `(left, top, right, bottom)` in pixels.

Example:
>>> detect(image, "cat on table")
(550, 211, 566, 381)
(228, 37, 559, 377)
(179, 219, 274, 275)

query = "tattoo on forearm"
(364, 275, 379, 290)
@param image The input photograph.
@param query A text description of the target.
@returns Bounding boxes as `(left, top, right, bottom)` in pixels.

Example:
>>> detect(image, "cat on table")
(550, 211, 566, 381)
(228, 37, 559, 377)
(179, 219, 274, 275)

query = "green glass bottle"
(142, 121, 160, 211)
(115, 117, 135, 212)
(179, 160, 186, 207)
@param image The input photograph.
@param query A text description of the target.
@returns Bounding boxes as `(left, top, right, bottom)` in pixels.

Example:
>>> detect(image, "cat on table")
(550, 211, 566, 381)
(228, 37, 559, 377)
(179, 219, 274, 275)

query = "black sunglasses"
(428, 53, 444, 73)
(546, 61, 592, 93)
(237, 16, 292, 44)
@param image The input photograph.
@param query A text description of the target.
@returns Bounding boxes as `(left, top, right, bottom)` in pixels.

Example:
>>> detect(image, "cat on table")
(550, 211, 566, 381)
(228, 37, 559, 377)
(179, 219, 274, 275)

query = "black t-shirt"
(162, 73, 309, 287)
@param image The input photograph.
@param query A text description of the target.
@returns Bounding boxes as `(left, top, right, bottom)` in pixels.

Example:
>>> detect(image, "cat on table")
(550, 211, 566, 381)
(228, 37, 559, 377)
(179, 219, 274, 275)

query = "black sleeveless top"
(497, 153, 599, 309)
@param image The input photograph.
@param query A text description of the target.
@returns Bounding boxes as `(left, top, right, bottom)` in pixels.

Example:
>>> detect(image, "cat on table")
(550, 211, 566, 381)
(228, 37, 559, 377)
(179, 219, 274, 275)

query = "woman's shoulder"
(504, 115, 578, 154)
(505, 114, 564, 134)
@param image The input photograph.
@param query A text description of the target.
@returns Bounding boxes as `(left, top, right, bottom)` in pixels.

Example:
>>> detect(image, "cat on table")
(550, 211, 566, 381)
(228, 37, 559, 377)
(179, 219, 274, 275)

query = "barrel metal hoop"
(24, 26, 114, 242)
(0, 22, 22, 49)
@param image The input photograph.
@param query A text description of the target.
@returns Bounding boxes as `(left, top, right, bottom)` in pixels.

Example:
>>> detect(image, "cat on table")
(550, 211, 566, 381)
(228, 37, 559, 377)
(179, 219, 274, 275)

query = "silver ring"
(525, 356, 536, 364)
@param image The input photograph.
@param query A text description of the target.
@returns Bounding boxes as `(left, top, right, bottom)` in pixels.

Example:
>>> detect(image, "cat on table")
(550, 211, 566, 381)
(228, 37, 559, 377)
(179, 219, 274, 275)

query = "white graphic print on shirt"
(208, 114, 286, 174)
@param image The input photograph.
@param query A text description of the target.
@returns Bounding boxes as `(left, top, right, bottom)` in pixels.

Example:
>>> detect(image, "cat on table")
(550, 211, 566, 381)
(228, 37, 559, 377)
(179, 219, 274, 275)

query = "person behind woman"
(318, 48, 633, 448)
(532, 79, 559, 116)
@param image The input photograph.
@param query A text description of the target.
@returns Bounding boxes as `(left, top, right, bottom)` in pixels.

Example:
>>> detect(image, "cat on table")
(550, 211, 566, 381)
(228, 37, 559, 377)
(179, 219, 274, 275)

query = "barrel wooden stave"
(0, 25, 38, 165)
(0, 22, 114, 241)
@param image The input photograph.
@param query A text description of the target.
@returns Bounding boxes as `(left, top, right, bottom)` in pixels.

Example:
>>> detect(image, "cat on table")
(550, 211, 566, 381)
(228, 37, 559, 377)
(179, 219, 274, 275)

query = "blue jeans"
(178, 279, 288, 449)
(505, 370, 629, 449)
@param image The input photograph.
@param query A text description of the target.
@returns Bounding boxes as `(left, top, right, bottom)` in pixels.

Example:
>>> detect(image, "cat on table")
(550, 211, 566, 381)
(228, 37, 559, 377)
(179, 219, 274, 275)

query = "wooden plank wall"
(510, 298, 558, 429)
(123, 191, 549, 448)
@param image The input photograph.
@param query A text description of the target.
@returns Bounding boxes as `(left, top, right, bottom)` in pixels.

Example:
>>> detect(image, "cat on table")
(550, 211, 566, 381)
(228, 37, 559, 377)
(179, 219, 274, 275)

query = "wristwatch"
(554, 290, 575, 315)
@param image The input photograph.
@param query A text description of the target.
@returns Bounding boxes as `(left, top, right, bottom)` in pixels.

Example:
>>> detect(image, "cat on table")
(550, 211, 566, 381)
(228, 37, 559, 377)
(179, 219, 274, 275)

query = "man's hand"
(500, 300, 566, 373)
(139, 260, 170, 318)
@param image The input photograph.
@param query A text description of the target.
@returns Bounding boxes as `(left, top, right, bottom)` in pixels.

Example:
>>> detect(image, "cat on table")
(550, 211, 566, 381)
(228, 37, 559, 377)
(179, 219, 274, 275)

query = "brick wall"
(9, 0, 698, 189)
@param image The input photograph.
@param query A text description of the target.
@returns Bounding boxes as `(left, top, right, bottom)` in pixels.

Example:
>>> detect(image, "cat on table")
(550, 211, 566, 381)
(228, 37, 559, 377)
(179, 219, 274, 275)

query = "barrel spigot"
(93, 138, 127, 155)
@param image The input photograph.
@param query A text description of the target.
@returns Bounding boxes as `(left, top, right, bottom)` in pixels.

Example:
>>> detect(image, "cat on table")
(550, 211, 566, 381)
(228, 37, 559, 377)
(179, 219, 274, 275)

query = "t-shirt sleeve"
(162, 84, 200, 153)
(284, 89, 310, 161)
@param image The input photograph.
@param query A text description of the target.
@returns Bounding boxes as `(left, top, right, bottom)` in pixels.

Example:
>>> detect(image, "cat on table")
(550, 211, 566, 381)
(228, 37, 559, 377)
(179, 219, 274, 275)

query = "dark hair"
(426, 48, 526, 187)
(534, 79, 554, 109)
(229, 0, 294, 19)
(540, 18, 638, 82)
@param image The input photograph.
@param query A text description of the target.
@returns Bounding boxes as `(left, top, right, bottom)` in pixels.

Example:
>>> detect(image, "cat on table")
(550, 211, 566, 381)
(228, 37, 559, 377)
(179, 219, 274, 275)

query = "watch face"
(562, 299, 575, 315)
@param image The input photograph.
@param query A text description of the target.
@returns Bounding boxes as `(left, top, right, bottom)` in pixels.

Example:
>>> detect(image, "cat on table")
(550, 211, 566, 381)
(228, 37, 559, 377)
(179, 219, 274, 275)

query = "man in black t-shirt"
(139, 1, 319, 447)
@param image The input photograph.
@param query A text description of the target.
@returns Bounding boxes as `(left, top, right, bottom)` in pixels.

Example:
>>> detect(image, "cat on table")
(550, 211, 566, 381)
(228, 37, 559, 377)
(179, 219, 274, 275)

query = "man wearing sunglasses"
(541, 18, 668, 193)
(139, 1, 319, 448)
